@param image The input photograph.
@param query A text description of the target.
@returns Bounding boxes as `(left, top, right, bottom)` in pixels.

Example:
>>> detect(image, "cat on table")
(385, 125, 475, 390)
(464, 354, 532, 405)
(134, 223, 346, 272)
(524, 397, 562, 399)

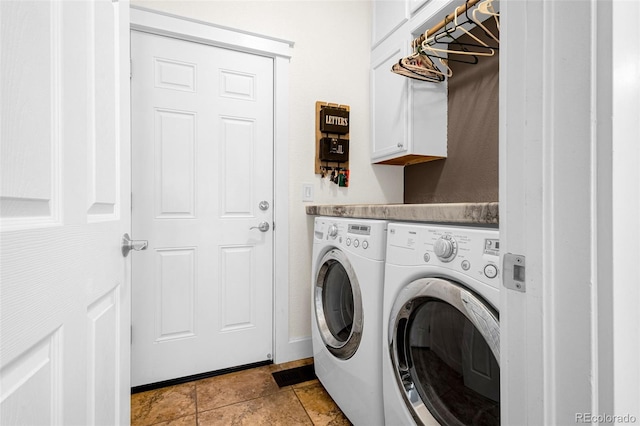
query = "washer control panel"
(387, 223, 500, 287)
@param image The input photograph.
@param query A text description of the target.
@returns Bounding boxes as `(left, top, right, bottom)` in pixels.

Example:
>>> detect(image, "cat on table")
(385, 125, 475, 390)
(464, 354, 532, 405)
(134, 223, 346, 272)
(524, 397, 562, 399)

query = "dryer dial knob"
(434, 236, 457, 262)
(328, 224, 338, 239)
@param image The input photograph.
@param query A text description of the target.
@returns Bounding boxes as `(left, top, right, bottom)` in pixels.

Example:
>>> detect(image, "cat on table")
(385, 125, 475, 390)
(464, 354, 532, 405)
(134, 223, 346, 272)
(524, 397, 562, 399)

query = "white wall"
(131, 0, 403, 350)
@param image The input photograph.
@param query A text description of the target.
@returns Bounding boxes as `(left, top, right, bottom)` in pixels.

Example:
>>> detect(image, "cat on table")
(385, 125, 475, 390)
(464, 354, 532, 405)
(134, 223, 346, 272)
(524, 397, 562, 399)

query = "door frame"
(500, 1, 640, 424)
(130, 6, 294, 364)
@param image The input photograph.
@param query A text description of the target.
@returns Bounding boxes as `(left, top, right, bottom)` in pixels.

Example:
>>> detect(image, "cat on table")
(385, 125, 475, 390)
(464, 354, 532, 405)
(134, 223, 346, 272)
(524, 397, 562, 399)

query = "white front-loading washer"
(383, 222, 500, 426)
(311, 216, 387, 426)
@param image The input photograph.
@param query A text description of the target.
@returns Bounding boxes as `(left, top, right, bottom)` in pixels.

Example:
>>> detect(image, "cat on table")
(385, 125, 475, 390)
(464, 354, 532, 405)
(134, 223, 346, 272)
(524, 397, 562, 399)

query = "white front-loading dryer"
(383, 222, 501, 426)
(311, 217, 387, 426)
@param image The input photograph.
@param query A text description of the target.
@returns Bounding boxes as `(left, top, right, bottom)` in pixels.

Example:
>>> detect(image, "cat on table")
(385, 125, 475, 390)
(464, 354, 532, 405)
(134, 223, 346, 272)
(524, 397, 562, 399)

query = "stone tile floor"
(131, 358, 352, 426)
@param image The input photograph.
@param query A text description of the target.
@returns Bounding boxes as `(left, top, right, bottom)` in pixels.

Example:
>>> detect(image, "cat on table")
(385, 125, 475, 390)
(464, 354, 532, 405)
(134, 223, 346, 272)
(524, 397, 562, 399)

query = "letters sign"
(319, 107, 349, 135)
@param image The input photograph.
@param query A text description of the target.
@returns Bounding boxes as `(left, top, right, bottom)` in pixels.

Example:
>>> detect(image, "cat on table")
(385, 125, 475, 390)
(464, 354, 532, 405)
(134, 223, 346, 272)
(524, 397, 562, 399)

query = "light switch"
(302, 183, 314, 202)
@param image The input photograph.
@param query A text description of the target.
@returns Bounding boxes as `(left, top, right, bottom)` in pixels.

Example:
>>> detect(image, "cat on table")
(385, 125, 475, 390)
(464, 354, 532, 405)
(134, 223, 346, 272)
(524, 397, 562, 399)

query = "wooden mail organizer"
(315, 101, 350, 186)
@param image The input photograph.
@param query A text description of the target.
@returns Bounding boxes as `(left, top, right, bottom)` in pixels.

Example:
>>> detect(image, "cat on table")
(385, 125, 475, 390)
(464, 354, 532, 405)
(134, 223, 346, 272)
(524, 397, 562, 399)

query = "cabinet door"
(371, 38, 408, 161)
(408, 0, 431, 14)
(373, 0, 408, 46)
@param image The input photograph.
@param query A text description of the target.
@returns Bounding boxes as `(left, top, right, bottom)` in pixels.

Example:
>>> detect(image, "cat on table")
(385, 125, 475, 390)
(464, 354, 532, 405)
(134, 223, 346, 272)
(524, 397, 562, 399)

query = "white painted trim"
(118, 2, 132, 424)
(129, 8, 296, 365)
(499, 2, 546, 424)
(272, 54, 294, 364)
(279, 337, 312, 364)
(610, 0, 640, 419)
(130, 6, 293, 58)
(502, 1, 640, 424)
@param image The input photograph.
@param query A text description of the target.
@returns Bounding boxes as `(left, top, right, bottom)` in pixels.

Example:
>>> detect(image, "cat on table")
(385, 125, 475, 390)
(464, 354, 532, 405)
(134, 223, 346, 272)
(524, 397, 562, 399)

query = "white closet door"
(0, 1, 131, 424)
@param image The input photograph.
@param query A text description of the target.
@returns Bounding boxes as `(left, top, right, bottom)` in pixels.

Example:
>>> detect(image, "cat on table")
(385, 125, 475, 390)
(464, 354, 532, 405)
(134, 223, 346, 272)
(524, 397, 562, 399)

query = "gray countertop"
(305, 202, 499, 225)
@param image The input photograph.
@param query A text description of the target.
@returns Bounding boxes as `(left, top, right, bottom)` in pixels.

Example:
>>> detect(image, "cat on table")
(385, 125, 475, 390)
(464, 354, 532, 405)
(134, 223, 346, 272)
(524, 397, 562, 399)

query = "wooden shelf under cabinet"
(374, 154, 444, 166)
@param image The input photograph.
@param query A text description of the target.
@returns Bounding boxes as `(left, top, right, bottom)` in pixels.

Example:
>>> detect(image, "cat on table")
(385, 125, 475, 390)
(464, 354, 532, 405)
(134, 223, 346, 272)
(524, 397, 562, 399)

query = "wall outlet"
(301, 183, 314, 202)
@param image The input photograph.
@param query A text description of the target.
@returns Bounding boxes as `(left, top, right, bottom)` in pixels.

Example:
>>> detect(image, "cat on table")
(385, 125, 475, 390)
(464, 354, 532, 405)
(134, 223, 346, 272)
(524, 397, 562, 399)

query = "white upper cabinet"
(371, 34, 447, 165)
(370, 0, 451, 165)
(371, 32, 409, 160)
(408, 0, 431, 14)
(372, 0, 408, 47)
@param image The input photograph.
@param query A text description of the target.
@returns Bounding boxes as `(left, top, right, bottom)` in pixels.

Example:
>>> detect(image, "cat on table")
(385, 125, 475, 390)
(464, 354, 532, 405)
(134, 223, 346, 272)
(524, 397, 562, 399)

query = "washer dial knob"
(434, 236, 457, 262)
(328, 224, 338, 239)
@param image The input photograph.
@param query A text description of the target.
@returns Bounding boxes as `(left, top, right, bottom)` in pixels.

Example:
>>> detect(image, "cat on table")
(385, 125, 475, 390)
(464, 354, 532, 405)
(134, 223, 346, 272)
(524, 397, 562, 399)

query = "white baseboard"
(274, 336, 312, 364)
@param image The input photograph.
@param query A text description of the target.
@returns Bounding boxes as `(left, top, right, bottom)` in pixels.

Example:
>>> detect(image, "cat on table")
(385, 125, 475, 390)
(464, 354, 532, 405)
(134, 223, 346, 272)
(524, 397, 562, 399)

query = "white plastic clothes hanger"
(392, 38, 449, 82)
(391, 59, 445, 82)
(408, 38, 451, 77)
(452, 5, 495, 54)
(421, 6, 495, 58)
(472, 0, 500, 43)
(411, 44, 453, 77)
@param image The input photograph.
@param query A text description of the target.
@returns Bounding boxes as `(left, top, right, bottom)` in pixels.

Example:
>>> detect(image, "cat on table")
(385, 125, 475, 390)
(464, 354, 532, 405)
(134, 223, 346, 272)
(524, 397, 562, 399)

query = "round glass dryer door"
(315, 249, 363, 360)
(389, 278, 500, 426)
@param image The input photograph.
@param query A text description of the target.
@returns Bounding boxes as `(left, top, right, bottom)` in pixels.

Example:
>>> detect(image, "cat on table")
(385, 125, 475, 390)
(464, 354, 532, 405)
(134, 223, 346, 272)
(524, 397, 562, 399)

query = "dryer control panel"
(314, 217, 387, 261)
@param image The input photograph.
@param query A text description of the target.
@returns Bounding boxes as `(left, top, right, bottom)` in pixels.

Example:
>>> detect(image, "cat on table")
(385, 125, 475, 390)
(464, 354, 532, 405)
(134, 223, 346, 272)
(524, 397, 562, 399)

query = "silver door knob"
(249, 221, 270, 232)
(122, 233, 148, 257)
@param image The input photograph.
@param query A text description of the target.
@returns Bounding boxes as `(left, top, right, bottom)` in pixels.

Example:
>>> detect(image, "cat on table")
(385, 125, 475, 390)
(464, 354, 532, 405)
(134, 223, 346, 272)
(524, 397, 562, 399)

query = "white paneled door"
(0, 1, 131, 425)
(131, 31, 274, 386)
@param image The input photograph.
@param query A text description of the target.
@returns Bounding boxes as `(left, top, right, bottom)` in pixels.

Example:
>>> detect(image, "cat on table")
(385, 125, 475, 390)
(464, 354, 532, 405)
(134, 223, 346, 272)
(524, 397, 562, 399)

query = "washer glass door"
(315, 249, 363, 360)
(390, 278, 500, 426)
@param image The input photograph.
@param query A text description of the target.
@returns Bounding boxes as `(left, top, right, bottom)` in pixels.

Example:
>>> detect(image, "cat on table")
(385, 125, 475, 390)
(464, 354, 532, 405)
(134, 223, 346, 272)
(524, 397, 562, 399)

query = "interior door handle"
(249, 222, 270, 232)
(122, 233, 148, 257)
